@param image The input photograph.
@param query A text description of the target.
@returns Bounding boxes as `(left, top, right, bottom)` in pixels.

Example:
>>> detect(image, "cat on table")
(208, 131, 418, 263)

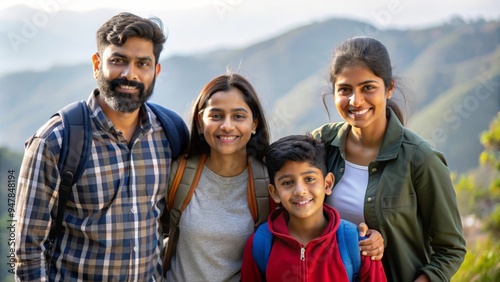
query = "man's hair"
(96, 12, 166, 64)
(265, 134, 327, 185)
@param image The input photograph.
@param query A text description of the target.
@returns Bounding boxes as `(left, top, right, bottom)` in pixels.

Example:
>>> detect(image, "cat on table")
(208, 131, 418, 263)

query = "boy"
(241, 134, 386, 281)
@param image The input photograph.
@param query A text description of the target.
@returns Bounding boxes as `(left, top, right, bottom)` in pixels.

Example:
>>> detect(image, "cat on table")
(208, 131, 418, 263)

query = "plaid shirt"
(15, 91, 172, 281)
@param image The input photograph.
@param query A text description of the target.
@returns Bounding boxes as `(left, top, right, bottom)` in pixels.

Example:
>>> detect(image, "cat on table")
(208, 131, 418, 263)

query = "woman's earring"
(252, 130, 256, 135)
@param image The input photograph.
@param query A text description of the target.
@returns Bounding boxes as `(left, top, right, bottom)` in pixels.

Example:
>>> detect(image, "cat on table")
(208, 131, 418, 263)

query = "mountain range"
(1, 7, 499, 173)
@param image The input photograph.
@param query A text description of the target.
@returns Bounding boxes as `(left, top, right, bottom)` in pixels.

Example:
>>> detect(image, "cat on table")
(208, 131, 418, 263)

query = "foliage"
(452, 113, 500, 281)
(454, 239, 500, 281)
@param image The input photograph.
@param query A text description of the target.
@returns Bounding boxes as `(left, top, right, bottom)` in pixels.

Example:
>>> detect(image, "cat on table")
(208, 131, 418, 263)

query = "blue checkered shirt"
(15, 90, 172, 281)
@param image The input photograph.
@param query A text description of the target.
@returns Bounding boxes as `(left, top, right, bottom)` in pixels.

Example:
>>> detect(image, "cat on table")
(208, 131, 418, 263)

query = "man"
(15, 12, 187, 281)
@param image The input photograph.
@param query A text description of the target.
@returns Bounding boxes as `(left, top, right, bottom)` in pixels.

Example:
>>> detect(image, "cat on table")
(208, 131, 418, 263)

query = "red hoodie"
(241, 205, 387, 281)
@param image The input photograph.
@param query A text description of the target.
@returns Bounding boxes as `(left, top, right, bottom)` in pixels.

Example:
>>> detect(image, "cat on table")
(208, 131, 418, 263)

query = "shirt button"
(131, 208, 136, 214)
(133, 246, 138, 252)
(367, 197, 373, 203)
(371, 168, 377, 173)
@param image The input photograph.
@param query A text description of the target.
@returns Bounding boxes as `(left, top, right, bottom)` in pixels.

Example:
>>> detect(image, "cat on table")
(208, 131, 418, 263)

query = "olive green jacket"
(312, 110, 466, 281)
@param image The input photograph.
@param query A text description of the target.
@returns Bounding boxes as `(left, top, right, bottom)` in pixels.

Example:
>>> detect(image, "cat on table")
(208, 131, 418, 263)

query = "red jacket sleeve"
(241, 234, 263, 282)
(360, 255, 387, 282)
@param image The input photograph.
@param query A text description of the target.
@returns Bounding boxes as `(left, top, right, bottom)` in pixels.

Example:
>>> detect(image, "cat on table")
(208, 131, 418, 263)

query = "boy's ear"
(324, 172, 334, 195)
(268, 184, 281, 204)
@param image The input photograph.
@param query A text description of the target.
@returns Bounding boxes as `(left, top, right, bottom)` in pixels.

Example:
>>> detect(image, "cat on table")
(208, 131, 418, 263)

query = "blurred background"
(1, 0, 499, 280)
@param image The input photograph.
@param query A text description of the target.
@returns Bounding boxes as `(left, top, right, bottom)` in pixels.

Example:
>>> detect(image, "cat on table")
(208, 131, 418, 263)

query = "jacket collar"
(329, 108, 404, 161)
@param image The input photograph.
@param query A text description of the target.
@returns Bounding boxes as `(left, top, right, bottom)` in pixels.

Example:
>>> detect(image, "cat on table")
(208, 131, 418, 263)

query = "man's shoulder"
(21, 114, 65, 161)
(146, 102, 189, 158)
(32, 114, 64, 142)
(146, 102, 185, 125)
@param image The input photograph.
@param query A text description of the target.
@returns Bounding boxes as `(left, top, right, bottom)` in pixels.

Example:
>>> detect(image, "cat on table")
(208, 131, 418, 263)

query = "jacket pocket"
(381, 193, 415, 209)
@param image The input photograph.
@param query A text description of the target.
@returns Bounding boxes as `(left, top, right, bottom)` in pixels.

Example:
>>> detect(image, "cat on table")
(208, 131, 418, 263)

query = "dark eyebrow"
(110, 52, 153, 62)
(207, 107, 250, 113)
(276, 174, 291, 182)
(276, 170, 320, 182)
(358, 80, 379, 86)
(137, 56, 153, 62)
(336, 80, 380, 87)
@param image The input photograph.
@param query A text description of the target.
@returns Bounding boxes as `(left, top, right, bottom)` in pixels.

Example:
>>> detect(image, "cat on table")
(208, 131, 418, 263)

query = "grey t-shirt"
(167, 165, 254, 281)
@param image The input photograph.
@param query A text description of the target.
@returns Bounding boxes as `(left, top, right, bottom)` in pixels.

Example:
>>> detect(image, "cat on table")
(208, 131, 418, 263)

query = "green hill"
(409, 46, 500, 172)
(1, 17, 499, 173)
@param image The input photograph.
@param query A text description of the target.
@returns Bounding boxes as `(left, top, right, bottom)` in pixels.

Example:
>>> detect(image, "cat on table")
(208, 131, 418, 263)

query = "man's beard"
(97, 71, 155, 113)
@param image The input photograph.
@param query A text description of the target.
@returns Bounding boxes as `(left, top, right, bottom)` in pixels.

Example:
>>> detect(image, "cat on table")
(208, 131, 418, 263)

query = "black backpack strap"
(48, 101, 92, 247)
(147, 102, 189, 159)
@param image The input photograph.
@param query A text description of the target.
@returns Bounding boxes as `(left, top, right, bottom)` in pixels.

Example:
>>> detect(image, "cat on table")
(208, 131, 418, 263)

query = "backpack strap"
(252, 222, 273, 277)
(337, 219, 363, 282)
(46, 100, 187, 276)
(162, 154, 272, 275)
(48, 101, 92, 253)
(247, 155, 271, 228)
(162, 154, 204, 274)
(147, 102, 189, 159)
(252, 218, 363, 281)
(51, 101, 187, 243)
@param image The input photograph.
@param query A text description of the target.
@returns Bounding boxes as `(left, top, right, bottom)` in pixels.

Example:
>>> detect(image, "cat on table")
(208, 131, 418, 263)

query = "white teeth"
(296, 199, 311, 205)
(351, 108, 369, 115)
(119, 85, 136, 90)
(219, 136, 237, 140)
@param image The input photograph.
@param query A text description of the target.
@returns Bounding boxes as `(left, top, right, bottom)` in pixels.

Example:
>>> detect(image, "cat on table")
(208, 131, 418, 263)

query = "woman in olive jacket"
(312, 36, 466, 281)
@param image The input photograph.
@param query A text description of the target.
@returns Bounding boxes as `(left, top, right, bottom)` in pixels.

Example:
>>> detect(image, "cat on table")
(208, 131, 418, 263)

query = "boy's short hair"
(265, 134, 327, 185)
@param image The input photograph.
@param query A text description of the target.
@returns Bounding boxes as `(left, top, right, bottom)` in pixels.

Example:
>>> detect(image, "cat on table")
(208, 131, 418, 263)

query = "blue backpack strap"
(252, 222, 273, 278)
(337, 219, 363, 282)
(48, 100, 92, 252)
(252, 219, 363, 281)
(147, 102, 188, 159)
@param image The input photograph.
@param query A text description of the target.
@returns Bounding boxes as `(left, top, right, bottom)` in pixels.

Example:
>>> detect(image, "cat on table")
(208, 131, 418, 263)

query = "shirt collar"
(377, 108, 404, 160)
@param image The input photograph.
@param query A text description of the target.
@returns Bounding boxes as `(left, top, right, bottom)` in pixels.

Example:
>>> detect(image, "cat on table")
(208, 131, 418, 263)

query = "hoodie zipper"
(300, 246, 306, 280)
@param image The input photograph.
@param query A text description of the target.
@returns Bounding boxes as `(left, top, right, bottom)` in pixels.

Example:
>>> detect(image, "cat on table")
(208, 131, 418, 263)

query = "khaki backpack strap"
(248, 155, 271, 228)
(163, 155, 186, 275)
(167, 154, 204, 214)
(247, 158, 258, 223)
(168, 156, 188, 208)
(163, 154, 205, 275)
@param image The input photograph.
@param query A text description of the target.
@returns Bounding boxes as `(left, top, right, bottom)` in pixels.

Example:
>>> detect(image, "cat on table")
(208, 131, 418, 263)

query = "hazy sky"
(1, 0, 499, 75)
(3, 0, 499, 31)
(3, 0, 499, 50)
